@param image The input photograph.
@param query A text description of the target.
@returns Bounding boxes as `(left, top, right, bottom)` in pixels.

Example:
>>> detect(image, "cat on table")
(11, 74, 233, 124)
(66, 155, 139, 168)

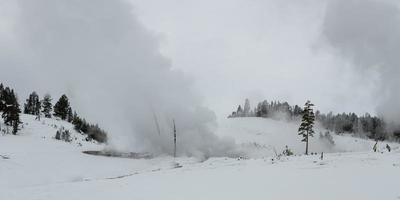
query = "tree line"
(229, 98, 400, 141)
(229, 99, 302, 120)
(0, 83, 107, 143)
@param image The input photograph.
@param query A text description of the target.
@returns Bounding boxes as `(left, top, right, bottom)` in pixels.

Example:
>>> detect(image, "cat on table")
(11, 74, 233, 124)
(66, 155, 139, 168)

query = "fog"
(1, 0, 400, 157)
(0, 0, 236, 157)
(129, 0, 377, 117)
(322, 0, 400, 124)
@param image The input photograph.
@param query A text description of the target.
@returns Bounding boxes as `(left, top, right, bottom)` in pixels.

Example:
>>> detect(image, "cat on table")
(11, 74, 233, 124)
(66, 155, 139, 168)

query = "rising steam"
(322, 0, 400, 124)
(0, 0, 236, 158)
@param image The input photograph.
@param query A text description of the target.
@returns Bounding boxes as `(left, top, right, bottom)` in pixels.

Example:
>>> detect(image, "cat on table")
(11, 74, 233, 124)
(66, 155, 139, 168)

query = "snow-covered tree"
(55, 127, 71, 142)
(236, 105, 243, 116)
(41, 94, 53, 118)
(24, 91, 41, 116)
(1, 87, 21, 134)
(298, 100, 315, 155)
(0, 83, 4, 112)
(243, 99, 251, 117)
(67, 107, 73, 122)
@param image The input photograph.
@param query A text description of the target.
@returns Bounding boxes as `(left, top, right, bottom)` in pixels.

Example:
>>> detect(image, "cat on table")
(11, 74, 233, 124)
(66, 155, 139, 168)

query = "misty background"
(1, 0, 399, 155)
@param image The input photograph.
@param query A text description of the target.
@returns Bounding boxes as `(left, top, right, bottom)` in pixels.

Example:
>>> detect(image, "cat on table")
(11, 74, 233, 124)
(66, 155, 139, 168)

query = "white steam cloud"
(0, 0, 236, 158)
(321, 0, 400, 124)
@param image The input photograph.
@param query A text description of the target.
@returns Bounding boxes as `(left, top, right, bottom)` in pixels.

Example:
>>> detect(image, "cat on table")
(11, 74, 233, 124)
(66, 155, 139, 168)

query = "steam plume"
(0, 0, 236, 157)
(322, 0, 400, 124)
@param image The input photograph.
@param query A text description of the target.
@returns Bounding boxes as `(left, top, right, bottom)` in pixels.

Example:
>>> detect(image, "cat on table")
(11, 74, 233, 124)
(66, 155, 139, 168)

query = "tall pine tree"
(298, 100, 315, 155)
(53, 94, 70, 120)
(24, 91, 41, 116)
(67, 107, 73, 122)
(41, 94, 53, 118)
(1, 87, 21, 134)
(0, 83, 4, 112)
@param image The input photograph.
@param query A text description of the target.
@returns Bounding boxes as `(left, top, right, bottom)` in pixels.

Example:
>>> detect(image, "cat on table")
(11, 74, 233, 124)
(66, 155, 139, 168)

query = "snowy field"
(1, 115, 400, 200)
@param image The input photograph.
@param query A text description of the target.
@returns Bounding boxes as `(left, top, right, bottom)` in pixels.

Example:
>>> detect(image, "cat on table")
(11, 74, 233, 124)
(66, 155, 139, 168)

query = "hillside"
(217, 117, 396, 157)
(1, 115, 399, 200)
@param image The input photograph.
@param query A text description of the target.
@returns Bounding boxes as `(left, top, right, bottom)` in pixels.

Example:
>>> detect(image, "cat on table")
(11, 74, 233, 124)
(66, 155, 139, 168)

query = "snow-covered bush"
(282, 145, 294, 156)
(55, 127, 71, 142)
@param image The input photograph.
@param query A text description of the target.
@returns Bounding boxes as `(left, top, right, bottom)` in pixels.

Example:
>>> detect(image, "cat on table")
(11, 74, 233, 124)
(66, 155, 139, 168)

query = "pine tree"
(41, 94, 53, 118)
(298, 100, 315, 155)
(1, 88, 21, 134)
(173, 120, 177, 158)
(24, 91, 41, 116)
(237, 105, 243, 116)
(53, 94, 70, 120)
(0, 83, 4, 112)
(67, 107, 73, 122)
(0, 84, 6, 133)
(243, 99, 251, 117)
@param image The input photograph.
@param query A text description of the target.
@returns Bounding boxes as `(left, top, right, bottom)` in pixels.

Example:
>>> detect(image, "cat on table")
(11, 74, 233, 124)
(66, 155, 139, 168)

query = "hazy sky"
(1, 0, 398, 122)
(129, 0, 379, 118)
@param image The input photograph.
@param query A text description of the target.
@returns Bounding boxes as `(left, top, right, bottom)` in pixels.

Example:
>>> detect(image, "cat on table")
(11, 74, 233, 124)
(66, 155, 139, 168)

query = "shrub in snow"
(72, 113, 107, 143)
(282, 145, 294, 156)
(55, 127, 71, 142)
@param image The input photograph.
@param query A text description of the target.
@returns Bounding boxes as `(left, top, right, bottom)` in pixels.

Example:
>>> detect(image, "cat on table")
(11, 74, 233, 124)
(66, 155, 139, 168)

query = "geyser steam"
(322, 0, 400, 124)
(0, 0, 236, 157)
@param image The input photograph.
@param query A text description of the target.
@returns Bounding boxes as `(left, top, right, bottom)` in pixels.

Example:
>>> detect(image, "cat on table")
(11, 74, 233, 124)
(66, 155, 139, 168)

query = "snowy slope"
(1, 115, 399, 200)
(217, 117, 398, 157)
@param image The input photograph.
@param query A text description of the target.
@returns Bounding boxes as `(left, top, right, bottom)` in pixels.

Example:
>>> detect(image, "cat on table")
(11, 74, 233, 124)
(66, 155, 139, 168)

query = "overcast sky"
(128, 0, 381, 118)
(1, 0, 398, 121)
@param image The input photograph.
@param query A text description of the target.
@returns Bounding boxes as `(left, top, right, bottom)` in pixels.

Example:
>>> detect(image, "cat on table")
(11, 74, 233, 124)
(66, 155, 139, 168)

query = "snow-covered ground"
(1, 115, 399, 200)
(218, 117, 397, 157)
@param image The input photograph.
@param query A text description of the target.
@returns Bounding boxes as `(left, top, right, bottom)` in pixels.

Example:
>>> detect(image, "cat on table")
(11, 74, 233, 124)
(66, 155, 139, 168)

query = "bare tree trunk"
(173, 120, 176, 158)
(305, 130, 309, 155)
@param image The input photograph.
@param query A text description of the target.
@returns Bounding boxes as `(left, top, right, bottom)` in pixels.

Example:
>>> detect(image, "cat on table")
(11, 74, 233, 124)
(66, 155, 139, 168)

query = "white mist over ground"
(321, 0, 400, 124)
(0, 0, 236, 157)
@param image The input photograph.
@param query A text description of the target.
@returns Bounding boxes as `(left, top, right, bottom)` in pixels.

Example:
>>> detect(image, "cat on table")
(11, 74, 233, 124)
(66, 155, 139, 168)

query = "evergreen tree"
(67, 107, 73, 122)
(298, 100, 315, 155)
(73, 111, 78, 123)
(1, 88, 21, 134)
(24, 91, 41, 116)
(243, 99, 251, 117)
(0, 83, 4, 112)
(293, 105, 303, 117)
(42, 94, 53, 118)
(237, 105, 243, 116)
(71, 112, 107, 143)
(0, 84, 4, 133)
(53, 94, 70, 120)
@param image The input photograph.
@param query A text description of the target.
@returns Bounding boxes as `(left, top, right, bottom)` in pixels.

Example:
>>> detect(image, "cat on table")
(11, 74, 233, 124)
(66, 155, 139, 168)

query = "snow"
(1, 115, 399, 200)
(218, 117, 397, 157)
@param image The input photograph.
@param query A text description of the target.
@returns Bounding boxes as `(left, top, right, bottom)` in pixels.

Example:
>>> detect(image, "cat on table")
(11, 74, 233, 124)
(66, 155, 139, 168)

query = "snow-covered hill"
(217, 117, 398, 157)
(1, 115, 399, 200)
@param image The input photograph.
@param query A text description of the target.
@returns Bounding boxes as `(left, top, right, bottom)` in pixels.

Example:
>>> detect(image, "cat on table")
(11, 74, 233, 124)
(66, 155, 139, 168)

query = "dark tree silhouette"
(42, 94, 53, 118)
(298, 100, 315, 155)
(53, 94, 71, 120)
